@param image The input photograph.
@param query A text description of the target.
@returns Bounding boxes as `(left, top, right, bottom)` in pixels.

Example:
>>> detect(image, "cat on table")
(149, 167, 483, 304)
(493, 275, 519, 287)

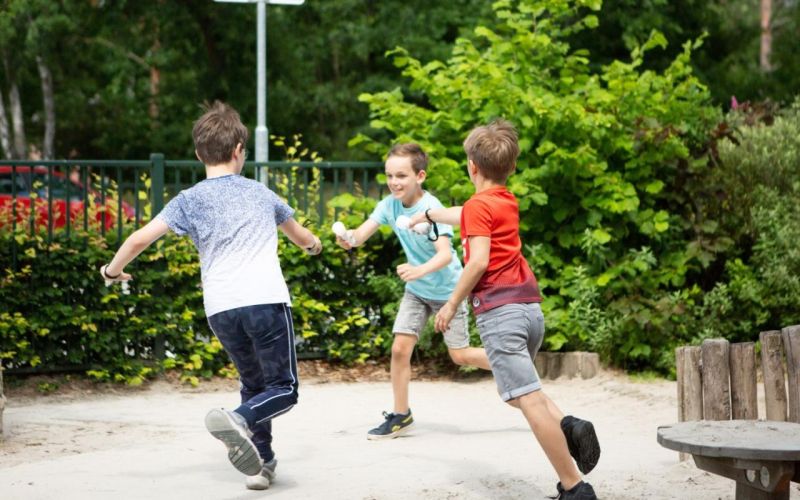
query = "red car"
(0, 166, 135, 231)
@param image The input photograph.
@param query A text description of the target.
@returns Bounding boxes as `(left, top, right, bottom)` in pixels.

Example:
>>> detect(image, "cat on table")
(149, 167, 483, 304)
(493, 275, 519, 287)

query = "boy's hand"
(305, 235, 323, 255)
(335, 233, 354, 250)
(396, 263, 424, 282)
(408, 212, 427, 228)
(434, 302, 456, 333)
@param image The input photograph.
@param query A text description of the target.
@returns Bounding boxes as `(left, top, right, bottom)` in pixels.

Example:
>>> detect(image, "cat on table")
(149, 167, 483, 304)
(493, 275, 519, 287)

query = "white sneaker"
(245, 458, 277, 490)
(204, 408, 263, 476)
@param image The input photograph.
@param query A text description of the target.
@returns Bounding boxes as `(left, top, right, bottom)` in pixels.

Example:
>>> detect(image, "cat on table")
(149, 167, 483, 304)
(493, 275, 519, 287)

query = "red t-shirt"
(461, 186, 541, 314)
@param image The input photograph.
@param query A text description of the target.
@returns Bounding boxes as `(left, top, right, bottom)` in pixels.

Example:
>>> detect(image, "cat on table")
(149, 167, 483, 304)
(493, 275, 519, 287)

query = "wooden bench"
(659, 325, 800, 499)
(658, 420, 800, 499)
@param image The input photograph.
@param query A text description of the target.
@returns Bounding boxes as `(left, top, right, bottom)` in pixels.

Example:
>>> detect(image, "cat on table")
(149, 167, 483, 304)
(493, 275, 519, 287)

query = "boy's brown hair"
(387, 143, 429, 173)
(463, 119, 520, 183)
(192, 101, 249, 166)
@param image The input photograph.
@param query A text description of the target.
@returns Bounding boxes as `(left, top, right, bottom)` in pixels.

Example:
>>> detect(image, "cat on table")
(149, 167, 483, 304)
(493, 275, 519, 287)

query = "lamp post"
(213, 0, 305, 167)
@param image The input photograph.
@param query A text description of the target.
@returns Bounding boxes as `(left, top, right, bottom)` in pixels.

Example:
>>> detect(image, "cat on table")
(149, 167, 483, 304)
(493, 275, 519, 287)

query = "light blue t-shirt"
(156, 174, 294, 316)
(369, 191, 462, 301)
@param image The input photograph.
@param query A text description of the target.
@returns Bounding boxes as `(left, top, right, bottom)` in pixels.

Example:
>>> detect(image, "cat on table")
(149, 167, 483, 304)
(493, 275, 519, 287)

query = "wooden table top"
(657, 420, 800, 461)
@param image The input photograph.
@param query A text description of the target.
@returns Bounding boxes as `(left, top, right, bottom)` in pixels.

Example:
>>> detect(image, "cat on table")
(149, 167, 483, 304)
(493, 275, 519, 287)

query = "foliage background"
(2, 0, 800, 382)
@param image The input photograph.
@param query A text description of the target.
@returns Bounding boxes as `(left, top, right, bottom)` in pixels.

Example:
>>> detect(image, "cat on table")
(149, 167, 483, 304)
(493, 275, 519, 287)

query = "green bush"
(0, 210, 408, 384)
(351, 0, 726, 371)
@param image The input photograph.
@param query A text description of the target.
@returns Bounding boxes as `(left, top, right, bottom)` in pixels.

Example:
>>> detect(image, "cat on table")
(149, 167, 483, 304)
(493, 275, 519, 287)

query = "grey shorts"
(476, 302, 544, 402)
(392, 291, 470, 349)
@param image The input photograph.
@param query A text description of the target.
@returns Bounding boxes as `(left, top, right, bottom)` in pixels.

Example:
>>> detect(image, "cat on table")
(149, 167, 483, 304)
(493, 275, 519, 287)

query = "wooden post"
(562, 352, 580, 378)
(782, 325, 800, 423)
(676, 346, 703, 460)
(580, 353, 599, 379)
(760, 330, 788, 422)
(547, 353, 563, 380)
(729, 342, 757, 420)
(702, 339, 731, 421)
(534, 353, 549, 380)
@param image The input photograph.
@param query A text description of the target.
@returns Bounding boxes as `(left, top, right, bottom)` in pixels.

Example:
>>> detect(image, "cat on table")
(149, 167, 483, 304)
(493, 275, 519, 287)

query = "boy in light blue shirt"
(335, 143, 490, 440)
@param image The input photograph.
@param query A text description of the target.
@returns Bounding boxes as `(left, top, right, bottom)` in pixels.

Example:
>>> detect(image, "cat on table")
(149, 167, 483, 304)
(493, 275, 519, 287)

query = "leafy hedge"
(0, 217, 411, 384)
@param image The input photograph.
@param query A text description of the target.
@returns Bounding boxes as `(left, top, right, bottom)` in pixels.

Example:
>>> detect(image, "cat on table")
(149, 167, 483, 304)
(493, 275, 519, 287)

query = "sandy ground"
(1, 370, 799, 500)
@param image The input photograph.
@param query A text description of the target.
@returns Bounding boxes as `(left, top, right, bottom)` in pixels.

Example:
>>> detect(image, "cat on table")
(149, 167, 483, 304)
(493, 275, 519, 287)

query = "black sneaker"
(553, 481, 598, 500)
(367, 410, 414, 440)
(561, 415, 601, 474)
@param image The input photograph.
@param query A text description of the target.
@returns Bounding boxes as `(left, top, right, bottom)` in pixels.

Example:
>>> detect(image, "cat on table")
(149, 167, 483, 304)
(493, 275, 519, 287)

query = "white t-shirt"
(156, 174, 293, 317)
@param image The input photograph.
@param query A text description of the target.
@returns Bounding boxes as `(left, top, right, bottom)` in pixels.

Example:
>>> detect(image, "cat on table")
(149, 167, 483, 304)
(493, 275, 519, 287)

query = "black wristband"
(425, 208, 434, 224)
(103, 265, 121, 280)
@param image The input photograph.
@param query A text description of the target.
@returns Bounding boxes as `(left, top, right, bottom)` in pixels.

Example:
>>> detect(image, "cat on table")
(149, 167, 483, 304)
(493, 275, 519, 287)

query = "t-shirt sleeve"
(267, 188, 295, 225)
(427, 196, 454, 238)
(368, 196, 390, 226)
(462, 198, 493, 237)
(155, 192, 191, 236)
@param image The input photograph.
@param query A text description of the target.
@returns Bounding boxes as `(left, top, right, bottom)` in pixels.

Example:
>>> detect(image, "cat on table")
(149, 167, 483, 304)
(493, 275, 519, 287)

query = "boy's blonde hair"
(193, 101, 249, 166)
(463, 119, 520, 182)
(387, 143, 429, 174)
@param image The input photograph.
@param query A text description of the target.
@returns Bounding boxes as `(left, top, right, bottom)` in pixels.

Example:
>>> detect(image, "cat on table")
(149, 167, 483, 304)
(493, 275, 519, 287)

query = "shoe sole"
(245, 459, 276, 491)
(205, 409, 263, 476)
(366, 422, 415, 441)
(571, 420, 600, 474)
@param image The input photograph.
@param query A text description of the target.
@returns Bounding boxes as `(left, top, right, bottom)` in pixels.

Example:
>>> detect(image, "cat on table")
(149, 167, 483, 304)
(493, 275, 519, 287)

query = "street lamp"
(213, 0, 305, 168)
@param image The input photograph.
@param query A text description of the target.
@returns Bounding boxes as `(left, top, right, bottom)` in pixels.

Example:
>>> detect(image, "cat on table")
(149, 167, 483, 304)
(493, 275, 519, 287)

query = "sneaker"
(366, 410, 414, 440)
(553, 481, 598, 500)
(561, 415, 601, 474)
(204, 408, 263, 476)
(245, 457, 277, 490)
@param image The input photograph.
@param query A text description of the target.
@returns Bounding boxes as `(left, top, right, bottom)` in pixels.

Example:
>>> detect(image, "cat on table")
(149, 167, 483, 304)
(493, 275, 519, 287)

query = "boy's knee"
(448, 348, 468, 366)
(391, 336, 415, 359)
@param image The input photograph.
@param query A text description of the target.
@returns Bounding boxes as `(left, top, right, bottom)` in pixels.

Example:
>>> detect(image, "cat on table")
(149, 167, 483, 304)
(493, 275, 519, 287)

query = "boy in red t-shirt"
(412, 119, 600, 500)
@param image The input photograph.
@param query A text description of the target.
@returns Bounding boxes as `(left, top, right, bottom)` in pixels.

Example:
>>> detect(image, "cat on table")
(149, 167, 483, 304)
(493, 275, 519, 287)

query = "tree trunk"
(8, 80, 26, 159)
(760, 0, 773, 71)
(0, 89, 12, 158)
(36, 56, 56, 160)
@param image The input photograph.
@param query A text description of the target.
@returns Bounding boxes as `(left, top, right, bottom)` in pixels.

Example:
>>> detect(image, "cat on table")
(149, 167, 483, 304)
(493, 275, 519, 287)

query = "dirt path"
(1, 369, 798, 499)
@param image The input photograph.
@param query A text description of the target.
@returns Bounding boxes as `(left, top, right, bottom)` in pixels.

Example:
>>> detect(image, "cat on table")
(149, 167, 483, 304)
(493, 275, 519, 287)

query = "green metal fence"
(1, 156, 384, 268)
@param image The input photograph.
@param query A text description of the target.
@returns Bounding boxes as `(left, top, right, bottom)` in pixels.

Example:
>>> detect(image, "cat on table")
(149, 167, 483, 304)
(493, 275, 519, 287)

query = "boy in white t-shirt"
(98, 102, 322, 490)
(335, 143, 490, 440)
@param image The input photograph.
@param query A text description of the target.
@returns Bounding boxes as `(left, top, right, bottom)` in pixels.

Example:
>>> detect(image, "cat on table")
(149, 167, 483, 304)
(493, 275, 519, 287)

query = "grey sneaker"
(204, 408, 263, 476)
(245, 457, 277, 490)
(367, 410, 414, 440)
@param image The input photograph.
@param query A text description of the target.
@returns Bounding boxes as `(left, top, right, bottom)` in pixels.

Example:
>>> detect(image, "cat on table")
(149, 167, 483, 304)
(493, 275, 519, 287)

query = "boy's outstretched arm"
(100, 219, 170, 282)
(279, 217, 323, 255)
(397, 235, 453, 282)
(434, 235, 490, 333)
(408, 206, 462, 227)
(334, 219, 379, 250)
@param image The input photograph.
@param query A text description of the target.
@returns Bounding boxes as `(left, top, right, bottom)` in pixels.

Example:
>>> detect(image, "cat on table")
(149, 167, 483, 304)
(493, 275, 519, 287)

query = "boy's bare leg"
(391, 334, 417, 414)
(514, 390, 582, 490)
(447, 347, 491, 370)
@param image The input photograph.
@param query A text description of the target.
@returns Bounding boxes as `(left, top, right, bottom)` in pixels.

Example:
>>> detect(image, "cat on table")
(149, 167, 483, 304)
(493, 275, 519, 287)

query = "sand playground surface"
(1, 363, 799, 500)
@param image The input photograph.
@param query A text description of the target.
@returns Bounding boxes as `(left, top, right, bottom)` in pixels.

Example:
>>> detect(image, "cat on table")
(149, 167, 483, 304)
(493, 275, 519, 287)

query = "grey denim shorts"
(392, 291, 470, 349)
(476, 302, 544, 401)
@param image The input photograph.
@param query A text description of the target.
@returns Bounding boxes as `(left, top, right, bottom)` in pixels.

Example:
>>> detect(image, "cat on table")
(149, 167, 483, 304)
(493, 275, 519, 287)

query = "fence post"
(701, 339, 731, 421)
(760, 330, 788, 422)
(676, 346, 703, 460)
(150, 153, 165, 215)
(782, 325, 800, 423)
(729, 342, 757, 420)
(150, 153, 166, 363)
